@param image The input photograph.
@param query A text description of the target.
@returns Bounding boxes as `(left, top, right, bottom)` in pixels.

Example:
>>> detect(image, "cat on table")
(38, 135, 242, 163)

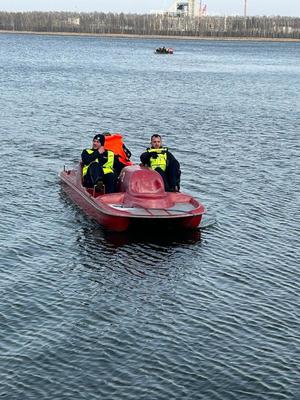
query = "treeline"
(0, 11, 299, 39)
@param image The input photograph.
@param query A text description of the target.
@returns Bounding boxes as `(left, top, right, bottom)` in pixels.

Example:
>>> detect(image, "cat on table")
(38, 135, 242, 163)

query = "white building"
(167, 0, 203, 17)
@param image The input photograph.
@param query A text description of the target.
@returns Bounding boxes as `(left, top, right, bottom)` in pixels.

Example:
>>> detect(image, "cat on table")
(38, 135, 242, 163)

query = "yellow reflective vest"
(82, 149, 114, 176)
(147, 148, 168, 172)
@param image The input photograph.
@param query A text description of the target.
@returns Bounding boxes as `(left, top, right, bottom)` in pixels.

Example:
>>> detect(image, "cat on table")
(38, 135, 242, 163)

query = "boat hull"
(60, 165, 205, 232)
(61, 175, 131, 232)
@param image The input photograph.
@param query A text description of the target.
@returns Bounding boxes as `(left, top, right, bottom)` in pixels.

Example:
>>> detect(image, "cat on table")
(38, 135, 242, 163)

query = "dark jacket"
(140, 147, 177, 167)
(82, 148, 110, 167)
(140, 147, 181, 190)
(81, 148, 123, 172)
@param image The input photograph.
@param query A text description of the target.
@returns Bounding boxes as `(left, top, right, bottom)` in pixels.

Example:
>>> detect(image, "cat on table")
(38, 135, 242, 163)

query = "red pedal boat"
(60, 164, 205, 232)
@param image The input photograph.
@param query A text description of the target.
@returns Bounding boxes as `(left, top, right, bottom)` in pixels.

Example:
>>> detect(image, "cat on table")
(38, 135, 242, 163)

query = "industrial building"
(151, 1, 207, 17)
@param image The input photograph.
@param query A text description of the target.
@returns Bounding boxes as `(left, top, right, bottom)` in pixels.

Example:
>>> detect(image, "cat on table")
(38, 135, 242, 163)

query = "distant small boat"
(155, 47, 174, 54)
(60, 164, 205, 232)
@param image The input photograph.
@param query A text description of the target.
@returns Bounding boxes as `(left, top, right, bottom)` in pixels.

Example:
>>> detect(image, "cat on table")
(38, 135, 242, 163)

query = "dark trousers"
(83, 163, 116, 194)
(155, 161, 181, 192)
(167, 158, 181, 190)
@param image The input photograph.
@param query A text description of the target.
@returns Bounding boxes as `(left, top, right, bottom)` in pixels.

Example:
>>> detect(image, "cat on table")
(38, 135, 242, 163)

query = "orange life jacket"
(104, 133, 132, 166)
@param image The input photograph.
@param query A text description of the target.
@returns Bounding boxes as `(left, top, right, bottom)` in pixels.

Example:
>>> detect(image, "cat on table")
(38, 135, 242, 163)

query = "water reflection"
(105, 227, 202, 247)
(73, 223, 203, 284)
(77, 223, 202, 248)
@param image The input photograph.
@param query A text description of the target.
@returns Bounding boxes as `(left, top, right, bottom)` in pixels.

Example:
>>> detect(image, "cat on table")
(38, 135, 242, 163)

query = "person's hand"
(150, 152, 158, 159)
(98, 146, 105, 154)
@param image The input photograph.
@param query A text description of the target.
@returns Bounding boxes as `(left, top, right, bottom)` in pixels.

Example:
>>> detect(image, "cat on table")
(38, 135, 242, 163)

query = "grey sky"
(0, 0, 299, 17)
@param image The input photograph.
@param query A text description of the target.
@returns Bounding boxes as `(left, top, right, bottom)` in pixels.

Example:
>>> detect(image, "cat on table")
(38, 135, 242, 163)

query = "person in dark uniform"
(140, 134, 181, 192)
(81, 134, 118, 193)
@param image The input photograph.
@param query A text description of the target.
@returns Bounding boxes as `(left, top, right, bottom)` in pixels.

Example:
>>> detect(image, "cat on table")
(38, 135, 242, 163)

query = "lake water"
(0, 33, 299, 399)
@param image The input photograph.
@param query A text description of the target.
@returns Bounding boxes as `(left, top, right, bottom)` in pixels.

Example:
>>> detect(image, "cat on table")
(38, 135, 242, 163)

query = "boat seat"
(125, 168, 166, 198)
(120, 166, 174, 208)
(129, 175, 165, 197)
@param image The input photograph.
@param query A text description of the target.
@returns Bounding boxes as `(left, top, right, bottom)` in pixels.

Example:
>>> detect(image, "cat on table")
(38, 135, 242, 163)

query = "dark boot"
(94, 180, 105, 194)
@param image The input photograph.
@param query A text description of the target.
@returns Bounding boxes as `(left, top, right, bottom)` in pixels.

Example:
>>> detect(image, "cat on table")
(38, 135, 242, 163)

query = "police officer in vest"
(140, 134, 181, 192)
(81, 134, 117, 193)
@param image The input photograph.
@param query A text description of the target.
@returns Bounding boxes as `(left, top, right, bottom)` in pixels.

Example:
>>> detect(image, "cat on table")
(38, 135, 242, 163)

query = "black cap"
(93, 134, 105, 146)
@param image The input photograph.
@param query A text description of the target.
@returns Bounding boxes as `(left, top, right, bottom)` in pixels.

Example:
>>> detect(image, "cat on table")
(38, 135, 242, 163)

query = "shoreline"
(1, 30, 300, 42)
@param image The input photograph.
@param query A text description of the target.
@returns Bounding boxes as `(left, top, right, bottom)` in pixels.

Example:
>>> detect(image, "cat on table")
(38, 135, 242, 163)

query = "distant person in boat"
(140, 134, 181, 192)
(156, 47, 173, 54)
(102, 132, 132, 176)
(81, 134, 117, 193)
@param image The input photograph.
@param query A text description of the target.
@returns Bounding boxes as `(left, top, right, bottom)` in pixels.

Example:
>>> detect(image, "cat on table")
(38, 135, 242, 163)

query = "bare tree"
(0, 12, 299, 39)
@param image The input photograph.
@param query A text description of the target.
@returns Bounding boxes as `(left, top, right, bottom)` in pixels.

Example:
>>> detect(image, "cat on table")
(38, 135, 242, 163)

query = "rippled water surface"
(0, 33, 299, 399)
